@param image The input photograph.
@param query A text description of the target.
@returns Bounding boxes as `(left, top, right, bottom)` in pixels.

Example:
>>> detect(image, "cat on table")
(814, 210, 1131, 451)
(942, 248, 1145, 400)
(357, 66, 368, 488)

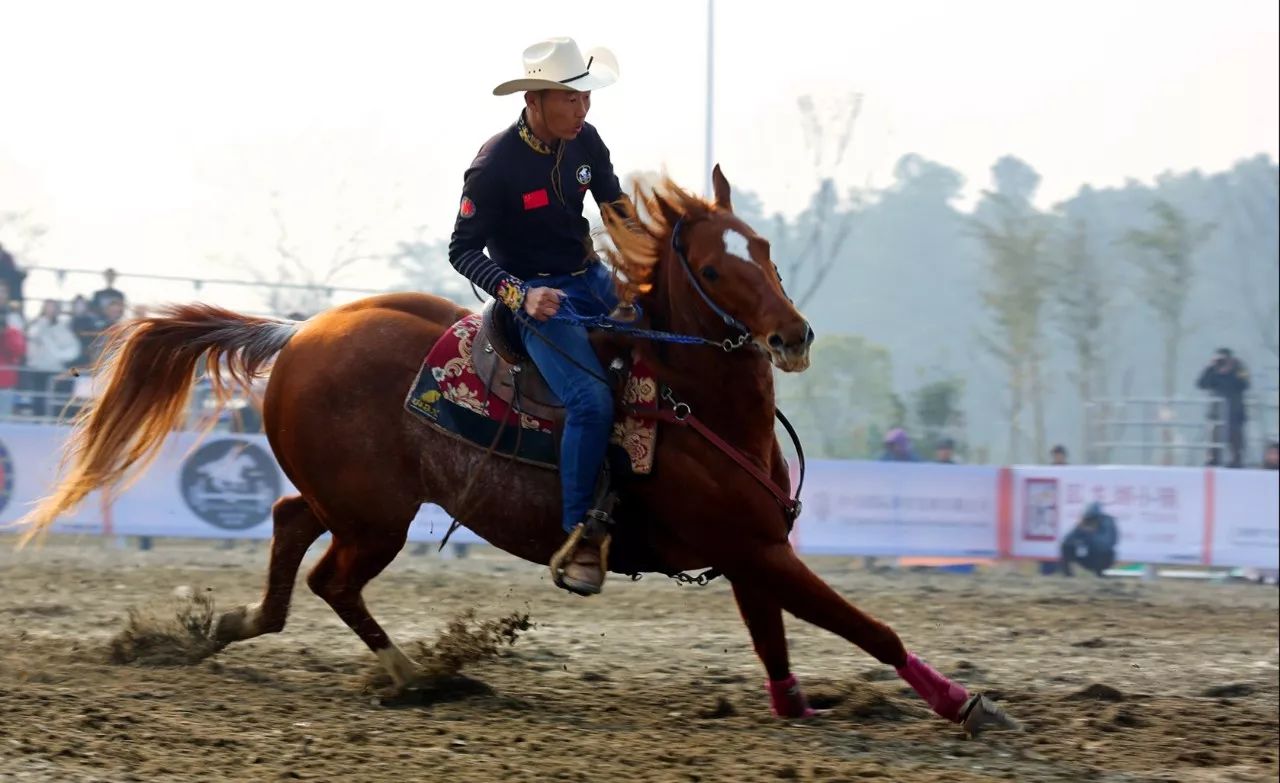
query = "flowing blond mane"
(600, 177, 715, 303)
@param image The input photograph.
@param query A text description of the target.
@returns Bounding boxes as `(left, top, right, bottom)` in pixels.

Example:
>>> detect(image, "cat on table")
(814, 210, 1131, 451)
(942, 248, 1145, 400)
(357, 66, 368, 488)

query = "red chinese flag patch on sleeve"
(459, 196, 476, 219)
(522, 189, 550, 211)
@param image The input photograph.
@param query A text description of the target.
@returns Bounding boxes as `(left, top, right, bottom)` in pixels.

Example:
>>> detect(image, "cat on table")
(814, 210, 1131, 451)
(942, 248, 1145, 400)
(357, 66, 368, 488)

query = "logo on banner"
(179, 439, 280, 530)
(0, 438, 13, 515)
(1022, 477, 1059, 541)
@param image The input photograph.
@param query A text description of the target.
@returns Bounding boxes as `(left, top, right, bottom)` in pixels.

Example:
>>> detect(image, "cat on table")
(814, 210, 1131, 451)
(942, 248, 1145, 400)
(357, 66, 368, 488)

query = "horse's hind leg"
(305, 523, 419, 687)
(213, 495, 326, 645)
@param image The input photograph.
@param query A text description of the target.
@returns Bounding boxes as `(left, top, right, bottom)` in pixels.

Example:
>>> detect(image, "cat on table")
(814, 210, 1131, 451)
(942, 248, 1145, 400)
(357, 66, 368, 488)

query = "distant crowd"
(0, 244, 133, 418)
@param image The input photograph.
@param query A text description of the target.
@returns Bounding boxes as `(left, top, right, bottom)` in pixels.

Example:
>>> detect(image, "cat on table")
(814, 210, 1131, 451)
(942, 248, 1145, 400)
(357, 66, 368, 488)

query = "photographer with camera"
(1197, 348, 1250, 468)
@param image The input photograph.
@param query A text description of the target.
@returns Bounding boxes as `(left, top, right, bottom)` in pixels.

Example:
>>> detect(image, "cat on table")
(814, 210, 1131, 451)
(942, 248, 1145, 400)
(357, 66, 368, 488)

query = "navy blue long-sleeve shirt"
(448, 111, 623, 309)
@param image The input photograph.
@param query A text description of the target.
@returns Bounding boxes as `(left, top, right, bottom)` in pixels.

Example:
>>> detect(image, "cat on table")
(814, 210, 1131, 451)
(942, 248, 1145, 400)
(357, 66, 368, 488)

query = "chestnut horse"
(16, 169, 1013, 733)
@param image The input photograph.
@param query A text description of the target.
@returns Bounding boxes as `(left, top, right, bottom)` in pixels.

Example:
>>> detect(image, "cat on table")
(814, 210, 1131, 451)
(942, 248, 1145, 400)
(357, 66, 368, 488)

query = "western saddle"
(471, 301, 566, 423)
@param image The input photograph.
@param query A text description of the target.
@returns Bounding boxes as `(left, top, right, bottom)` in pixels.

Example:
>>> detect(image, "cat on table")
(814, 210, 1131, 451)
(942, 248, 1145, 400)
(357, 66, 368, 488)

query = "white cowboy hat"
(492, 37, 619, 96)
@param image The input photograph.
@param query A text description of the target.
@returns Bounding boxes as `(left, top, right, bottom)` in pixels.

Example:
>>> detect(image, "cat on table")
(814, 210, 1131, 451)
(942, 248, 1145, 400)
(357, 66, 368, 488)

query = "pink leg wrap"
(766, 674, 816, 719)
(895, 653, 970, 722)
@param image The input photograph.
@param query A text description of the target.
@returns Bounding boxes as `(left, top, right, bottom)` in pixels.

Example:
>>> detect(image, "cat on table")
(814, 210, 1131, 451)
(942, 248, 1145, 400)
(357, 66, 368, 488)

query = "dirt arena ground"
(0, 536, 1276, 783)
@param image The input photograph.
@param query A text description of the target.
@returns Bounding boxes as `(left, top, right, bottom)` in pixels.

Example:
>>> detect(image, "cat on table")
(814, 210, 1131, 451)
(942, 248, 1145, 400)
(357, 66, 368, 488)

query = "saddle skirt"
(405, 307, 658, 473)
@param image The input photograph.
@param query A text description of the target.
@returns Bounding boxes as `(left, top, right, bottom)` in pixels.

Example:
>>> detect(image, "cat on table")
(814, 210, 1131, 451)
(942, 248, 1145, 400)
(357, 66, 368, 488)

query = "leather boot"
(550, 519, 611, 596)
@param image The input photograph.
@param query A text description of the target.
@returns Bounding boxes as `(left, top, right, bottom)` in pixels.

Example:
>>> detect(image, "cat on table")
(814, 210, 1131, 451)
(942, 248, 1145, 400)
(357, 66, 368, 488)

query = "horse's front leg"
(725, 542, 1018, 734)
(731, 581, 814, 718)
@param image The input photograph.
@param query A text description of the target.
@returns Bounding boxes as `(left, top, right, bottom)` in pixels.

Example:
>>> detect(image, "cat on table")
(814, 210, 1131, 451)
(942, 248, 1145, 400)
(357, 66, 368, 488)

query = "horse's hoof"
(960, 694, 1021, 737)
(211, 607, 248, 645)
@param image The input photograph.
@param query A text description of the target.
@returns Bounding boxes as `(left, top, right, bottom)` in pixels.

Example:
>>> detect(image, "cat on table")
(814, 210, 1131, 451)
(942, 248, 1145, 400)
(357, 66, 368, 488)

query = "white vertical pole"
(704, 0, 715, 198)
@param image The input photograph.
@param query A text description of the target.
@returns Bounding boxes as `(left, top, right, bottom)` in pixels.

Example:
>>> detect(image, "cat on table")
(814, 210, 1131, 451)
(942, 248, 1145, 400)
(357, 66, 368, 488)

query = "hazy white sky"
(1, 0, 1276, 310)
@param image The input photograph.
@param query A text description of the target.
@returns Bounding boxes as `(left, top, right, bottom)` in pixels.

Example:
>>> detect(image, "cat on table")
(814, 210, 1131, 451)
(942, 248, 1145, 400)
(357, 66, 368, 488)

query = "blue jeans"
(519, 262, 618, 533)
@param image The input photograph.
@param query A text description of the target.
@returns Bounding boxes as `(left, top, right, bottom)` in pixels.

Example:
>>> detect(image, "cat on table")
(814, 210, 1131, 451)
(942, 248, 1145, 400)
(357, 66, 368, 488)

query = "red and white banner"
(1009, 466, 1206, 564)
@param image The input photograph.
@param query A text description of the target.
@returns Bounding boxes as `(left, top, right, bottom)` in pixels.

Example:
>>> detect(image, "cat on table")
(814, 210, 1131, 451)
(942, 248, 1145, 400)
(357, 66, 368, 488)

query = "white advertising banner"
(792, 461, 1000, 557)
(0, 423, 106, 536)
(1209, 469, 1280, 570)
(105, 432, 483, 544)
(6, 422, 1275, 569)
(1010, 466, 1206, 564)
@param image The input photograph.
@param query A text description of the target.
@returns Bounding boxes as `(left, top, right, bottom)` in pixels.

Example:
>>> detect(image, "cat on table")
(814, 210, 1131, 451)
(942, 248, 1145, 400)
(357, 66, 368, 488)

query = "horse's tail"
(14, 304, 298, 546)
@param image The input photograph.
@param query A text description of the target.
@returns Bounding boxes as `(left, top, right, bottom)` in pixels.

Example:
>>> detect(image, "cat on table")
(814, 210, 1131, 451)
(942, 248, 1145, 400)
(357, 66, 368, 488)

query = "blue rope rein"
(547, 297, 721, 347)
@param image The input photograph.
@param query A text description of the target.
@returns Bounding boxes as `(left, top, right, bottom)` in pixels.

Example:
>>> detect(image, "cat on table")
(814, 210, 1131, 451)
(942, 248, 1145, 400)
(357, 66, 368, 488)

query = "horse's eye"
(701, 266, 720, 282)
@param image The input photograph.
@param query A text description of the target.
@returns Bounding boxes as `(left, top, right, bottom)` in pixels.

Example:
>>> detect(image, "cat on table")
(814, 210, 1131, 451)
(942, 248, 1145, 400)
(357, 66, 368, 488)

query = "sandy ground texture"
(0, 536, 1276, 783)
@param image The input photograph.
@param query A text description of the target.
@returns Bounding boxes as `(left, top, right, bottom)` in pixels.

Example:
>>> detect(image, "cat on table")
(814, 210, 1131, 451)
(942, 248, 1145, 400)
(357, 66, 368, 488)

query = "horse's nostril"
(767, 333, 785, 350)
(804, 324, 816, 345)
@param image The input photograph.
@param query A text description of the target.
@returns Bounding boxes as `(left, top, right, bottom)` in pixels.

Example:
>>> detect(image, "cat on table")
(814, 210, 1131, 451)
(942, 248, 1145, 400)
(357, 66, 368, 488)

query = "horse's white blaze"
(722, 227, 753, 262)
(375, 644, 420, 686)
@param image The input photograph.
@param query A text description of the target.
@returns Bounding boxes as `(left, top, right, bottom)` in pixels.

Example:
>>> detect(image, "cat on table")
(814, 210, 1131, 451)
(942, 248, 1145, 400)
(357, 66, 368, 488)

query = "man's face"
(104, 300, 125, 321)
(1051, 451, 1067, 465)
(1265, 446, 1280, 468)
(936, 447, 953, 462)
(528, 89, 591, 140)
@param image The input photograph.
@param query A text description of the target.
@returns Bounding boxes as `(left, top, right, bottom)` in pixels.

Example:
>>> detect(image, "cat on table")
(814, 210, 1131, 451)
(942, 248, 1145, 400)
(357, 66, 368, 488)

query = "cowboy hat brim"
(492, 46, 619, 96)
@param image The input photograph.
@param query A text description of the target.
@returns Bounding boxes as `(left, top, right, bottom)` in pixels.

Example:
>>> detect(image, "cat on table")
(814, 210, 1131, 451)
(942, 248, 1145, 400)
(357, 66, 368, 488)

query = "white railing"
(1085, 394, 1279, 467)
(0, 364, 264, 432)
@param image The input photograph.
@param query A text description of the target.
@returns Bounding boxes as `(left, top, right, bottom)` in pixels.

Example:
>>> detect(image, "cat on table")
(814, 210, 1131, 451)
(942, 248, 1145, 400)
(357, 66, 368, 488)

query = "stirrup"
(549, 518, 611, 596)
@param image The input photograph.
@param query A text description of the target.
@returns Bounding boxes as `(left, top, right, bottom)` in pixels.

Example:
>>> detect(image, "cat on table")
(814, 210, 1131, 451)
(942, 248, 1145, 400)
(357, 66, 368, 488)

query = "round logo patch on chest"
(575, 164, 592, 186)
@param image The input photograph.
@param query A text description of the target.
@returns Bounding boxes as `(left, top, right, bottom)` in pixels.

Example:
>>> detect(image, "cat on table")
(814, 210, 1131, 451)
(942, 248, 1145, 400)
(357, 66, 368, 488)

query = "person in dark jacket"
(0, 243, 27, 306)
(1198, 348, 1250, 468)
(1060, 502, 1118, 577)
(1263, 441, 1279, 471)
(447, 37, 626, 597)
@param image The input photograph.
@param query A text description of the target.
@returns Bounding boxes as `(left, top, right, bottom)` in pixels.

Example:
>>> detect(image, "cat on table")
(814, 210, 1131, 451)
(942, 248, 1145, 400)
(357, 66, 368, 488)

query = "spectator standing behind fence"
(0, 281, 26, 417)
(1198, 347, 1250, 468)
(1264, 441, 1279, 470)
(933, 437, 957, 464)
(70, 294, 105, 368)
(1050, 444, 1068, 465)
(25, 299, 80, 417)
(879, 428, 920, 462)
(92, 268, 125, 314)
(1059, 502, 1119, 578)
(87, 298, 126, 365)
(0, 243, 26, 305)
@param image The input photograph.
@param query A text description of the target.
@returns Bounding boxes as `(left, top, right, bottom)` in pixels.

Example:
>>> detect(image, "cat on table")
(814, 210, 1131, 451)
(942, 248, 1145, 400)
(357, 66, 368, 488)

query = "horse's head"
(604, 166, 814, 372)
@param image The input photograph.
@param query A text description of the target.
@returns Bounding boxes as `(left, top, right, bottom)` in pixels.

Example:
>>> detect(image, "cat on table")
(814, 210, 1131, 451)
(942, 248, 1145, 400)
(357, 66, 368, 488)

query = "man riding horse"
(448, 37, 627, 596)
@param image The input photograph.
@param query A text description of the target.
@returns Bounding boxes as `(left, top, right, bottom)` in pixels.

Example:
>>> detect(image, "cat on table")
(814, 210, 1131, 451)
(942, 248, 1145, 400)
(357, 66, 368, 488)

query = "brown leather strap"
(627, 407, 799, 515)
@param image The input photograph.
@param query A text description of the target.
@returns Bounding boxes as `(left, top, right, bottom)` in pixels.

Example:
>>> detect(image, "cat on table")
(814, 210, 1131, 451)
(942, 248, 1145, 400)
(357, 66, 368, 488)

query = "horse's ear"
(712, 164, 732, 212)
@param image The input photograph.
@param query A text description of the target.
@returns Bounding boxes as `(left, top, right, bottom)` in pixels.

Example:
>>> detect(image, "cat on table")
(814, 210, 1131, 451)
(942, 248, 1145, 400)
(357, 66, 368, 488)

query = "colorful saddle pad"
(405, 313, 658, 473)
